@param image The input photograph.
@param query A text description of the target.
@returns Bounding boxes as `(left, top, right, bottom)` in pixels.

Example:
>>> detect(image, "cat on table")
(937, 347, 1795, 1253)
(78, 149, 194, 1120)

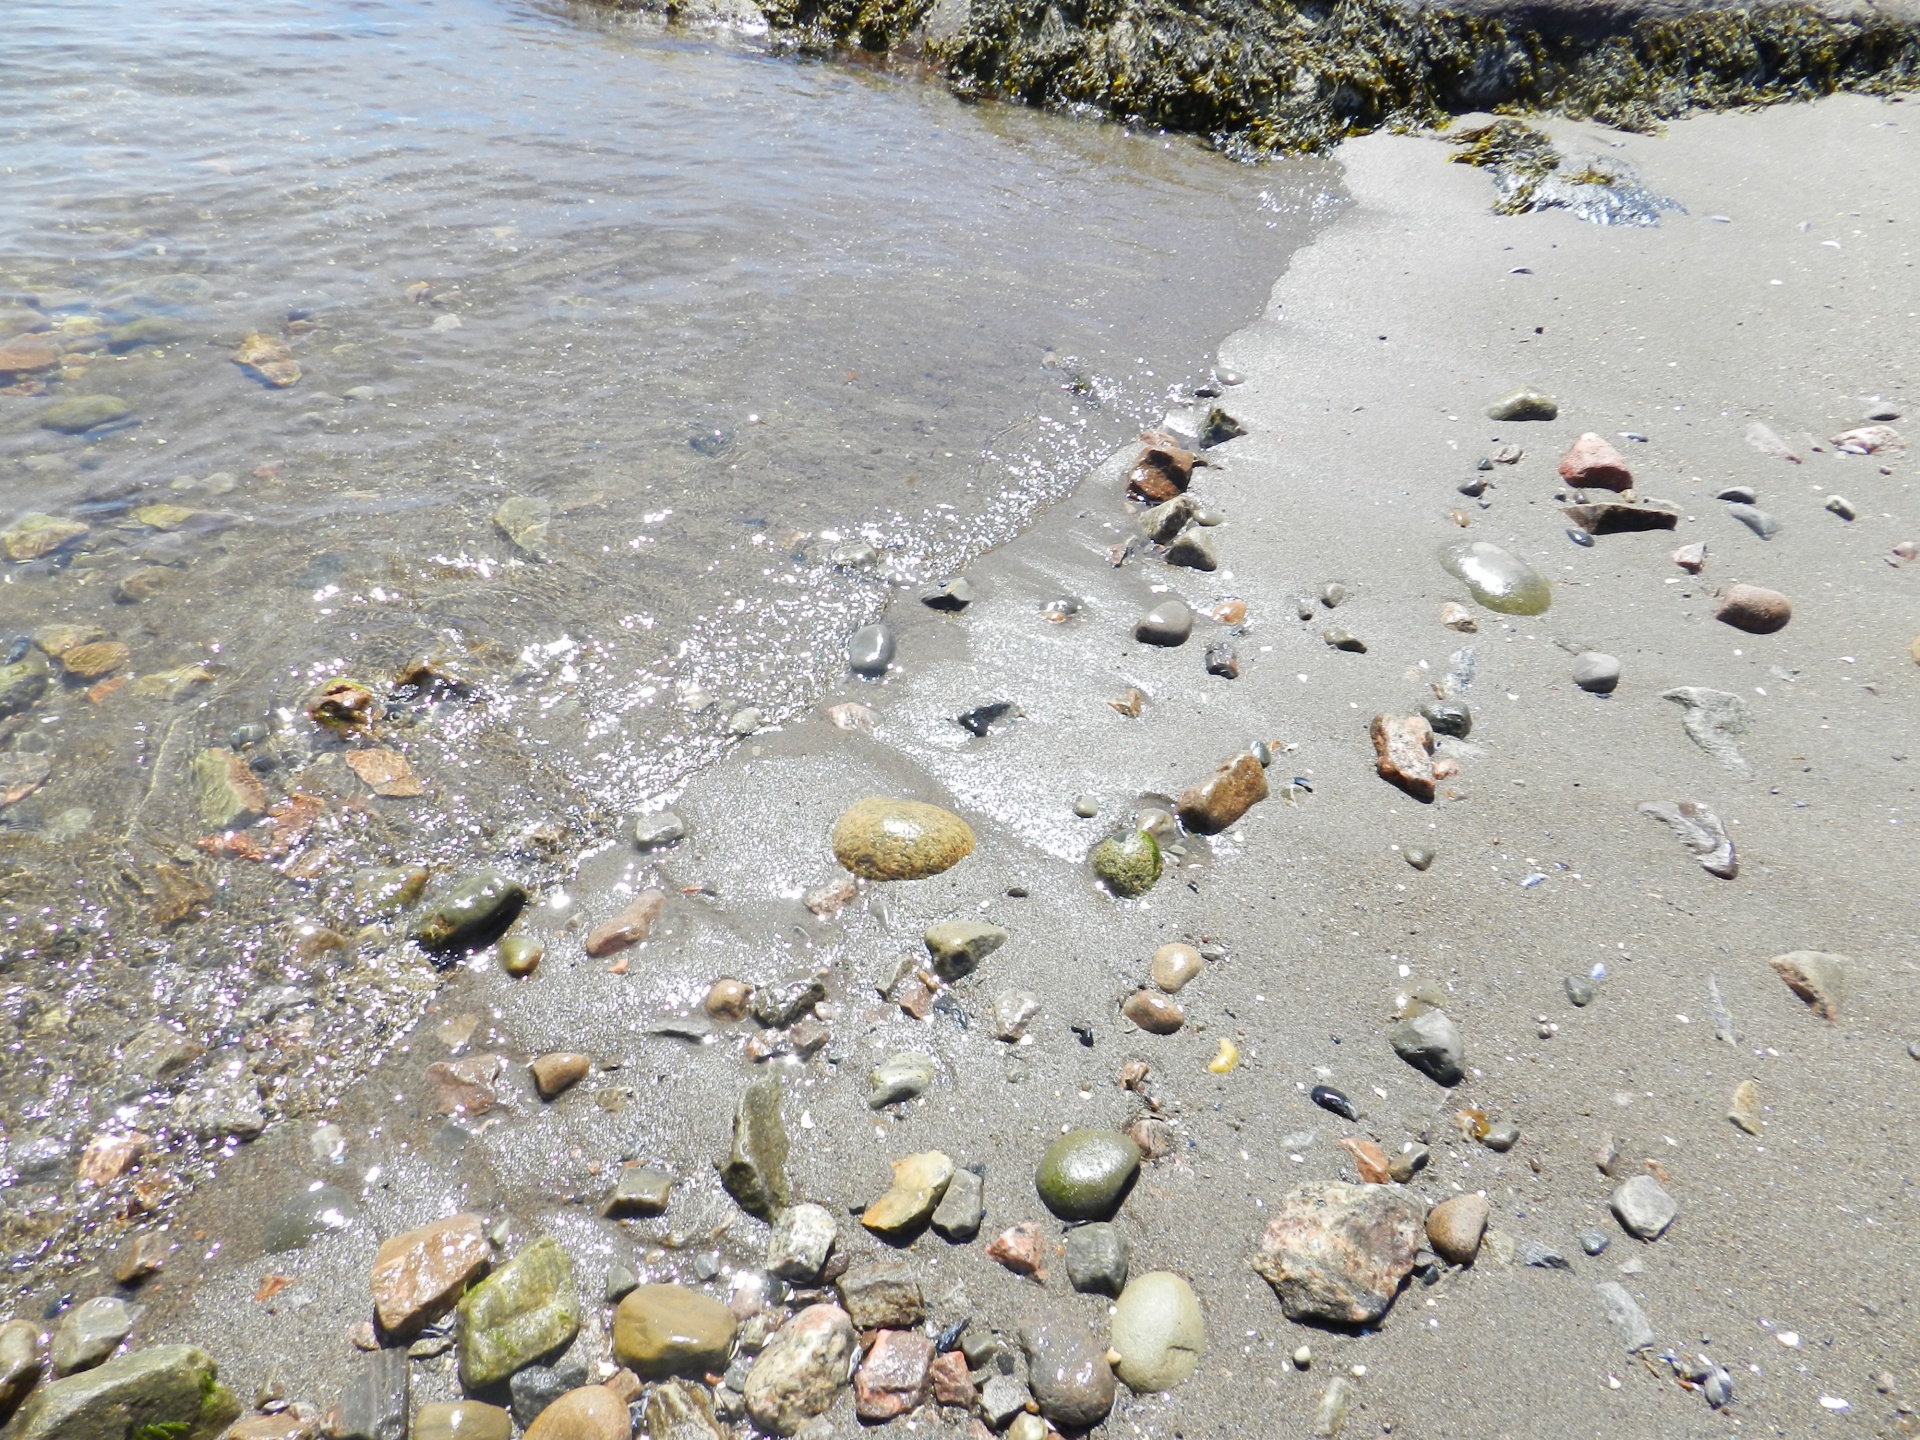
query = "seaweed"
(658, 0, 1920, 155)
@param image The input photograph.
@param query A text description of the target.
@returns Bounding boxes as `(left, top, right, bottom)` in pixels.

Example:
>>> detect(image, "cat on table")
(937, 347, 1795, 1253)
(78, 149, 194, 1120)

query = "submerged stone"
(413, 871, 527, 953)
(1438, 539, 1551, 615)
(40, 395, 132, 433)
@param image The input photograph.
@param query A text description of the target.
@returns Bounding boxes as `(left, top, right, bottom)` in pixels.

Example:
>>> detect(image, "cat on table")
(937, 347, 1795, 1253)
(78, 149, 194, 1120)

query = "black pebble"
(1567, 529, 1595, 547)
(1070, 1020, 1095, 1047)
(1310, 1084, 1358, 1120)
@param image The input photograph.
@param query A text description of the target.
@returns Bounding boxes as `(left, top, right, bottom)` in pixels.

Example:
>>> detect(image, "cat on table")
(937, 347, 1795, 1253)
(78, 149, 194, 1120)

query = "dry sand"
(129, 94, 1917, 1439)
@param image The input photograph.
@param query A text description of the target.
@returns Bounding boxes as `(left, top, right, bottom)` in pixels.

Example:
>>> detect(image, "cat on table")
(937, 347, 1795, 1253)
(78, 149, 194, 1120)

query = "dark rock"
(332, 1349, 408, 1440)
(1134, 601, 1193, 647)
(719, 1076, 789, 1219)
(1064, 1224, 1130, 1296)
(1020, 1317, 1114, 1427)
(848, 624, 896, 677)
(930, 1165, 985, 1242)
(1563, 501, 1678, 534)
(1034, 1130, 1140, 1221)
(1309, 1086, 1358, 1121)
(1203, 642, 1239, 678)
(921, 578, 974, 611)
(414, 871, 527, 954)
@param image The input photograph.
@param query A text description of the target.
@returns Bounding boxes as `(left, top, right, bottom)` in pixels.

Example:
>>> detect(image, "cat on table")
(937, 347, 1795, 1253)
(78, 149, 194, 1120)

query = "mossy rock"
(1090, 830, 1160, 898)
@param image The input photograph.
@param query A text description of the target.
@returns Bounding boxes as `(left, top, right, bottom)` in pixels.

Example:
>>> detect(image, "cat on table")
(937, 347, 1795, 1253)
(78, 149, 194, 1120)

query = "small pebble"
(1579, 1231, 1610, 1256)
(1292, 1346, 1312, 1369)
(1403, 846, 1434, 871)
(1309, 1085, 1358, 1121)
(1566, 529, 1595, 547)
(1322, 627, 1366, 653)
(1824, 495, 1855, 520)
(1570, 652, 1620, 694)
(1481, 1122, 1519, 1153)
(1714, 485, 1757, 504)
(1072, 795, 1100, 819)
(1564, 975, 1595, 1007)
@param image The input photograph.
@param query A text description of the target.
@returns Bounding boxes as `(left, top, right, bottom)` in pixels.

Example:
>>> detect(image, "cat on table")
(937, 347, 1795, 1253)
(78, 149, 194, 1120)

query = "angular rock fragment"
(585, 888, 665, 958)
(1126, 432, 1199, 504)
(371, 1214, 490, 1336)
(1252, 1182, 1427, 1325)
(861, 1151, 954, 1238)
(233, 332, 300, 387)
(1370, 714, 1435, 802)
(1660, 687, 1751, 773)
(853, 1330, 932, 1420)
(1563, 501, 1678, 534)
(1638, 799, 1737, 879)
(1595, 1281, 1657, 1352)
(1770, 950, 1847, 1020)
(719, 1076, 789, 1219)
(1557, 432, 1632, 491)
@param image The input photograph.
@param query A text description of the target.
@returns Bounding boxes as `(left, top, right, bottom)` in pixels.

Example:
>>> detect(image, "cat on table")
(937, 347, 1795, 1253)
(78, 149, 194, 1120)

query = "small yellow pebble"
(1207, 1038, 1240, 1074)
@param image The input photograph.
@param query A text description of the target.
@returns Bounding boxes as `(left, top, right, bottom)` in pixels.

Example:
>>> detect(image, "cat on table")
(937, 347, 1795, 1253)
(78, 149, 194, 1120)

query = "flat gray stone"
(1610, 1175, 1677, 1240)
(930, 1165, 985, 1242)
(1595, 1282, 1657, 1351)
(1387, 1009, 1465, 1086)
(50, 1298, 134, 1376)
(766, 1203, 838, 1283)
(1570, 652, 1620, 693)
(868, 1052, 934, 1109)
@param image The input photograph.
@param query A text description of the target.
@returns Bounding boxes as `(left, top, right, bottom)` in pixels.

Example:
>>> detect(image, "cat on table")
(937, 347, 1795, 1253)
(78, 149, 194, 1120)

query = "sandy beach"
(12, 86, 1919, 1440)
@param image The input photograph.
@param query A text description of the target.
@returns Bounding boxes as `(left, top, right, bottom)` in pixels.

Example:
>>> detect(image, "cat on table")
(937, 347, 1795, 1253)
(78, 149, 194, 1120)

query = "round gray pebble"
(1571, 652, 1621, 694)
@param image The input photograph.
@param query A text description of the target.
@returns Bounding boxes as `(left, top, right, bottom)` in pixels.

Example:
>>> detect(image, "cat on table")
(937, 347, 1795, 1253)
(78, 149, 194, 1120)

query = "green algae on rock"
(1438, 538, 1551, 615)
(39, 395, 133, 434)
(456, 1235, 581, 1390)
(1090, 829, 1161, 898)
(831, 797, 974, 880)
(15, 1345, 240, 1440)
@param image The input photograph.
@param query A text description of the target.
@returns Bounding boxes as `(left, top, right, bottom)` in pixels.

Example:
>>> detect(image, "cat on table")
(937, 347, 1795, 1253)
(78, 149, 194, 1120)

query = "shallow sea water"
(0, 0, 1337, 1289)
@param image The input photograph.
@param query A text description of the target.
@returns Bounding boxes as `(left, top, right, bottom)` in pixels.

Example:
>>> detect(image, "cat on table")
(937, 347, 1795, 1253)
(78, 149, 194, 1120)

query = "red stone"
(1339, 1136, 1391, 1185)
(369, 1213, 490, 1335)
(0, 334, 60, 375)
(929, 1350, 976, 1408)
(1715, 583, 1791, 635)
(854, 1329, 934, 1420)
(1126, 432, 1198, 503)
(1369, 714, 1435, 802)
(986, 1222, 1047, 1278)
(423, 1055, 504, 1116)
(1557, 432, 1633, 491)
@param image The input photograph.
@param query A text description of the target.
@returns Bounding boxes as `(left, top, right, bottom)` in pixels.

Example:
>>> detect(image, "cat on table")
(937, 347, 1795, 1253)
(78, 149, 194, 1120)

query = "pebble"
(1770, 950, 1847, 1019)
(1174, 750, 1268, 833)
(1422, 1193, 1488, 1267)
(1824, 494, 1855, 520)
(1564, 975, 1595, 1006)
(1518, 1238, 1572, 1270)
(1714, 485, 1757, 503)
(522, 1385, 628, 1440)
(1253, 1182, 1426, 1324)
(930, 1164, 985, 1241)
(602, 1165, 674, 1218)
(1610, 1175, 1678, 1240)
(922, 918, 1007, 980)
(1109, 1272, 1204, 1393)
(921, 577, 974, 610)
(1203, 641, 1239, 678)
(1638, 798, 1738, 879)
(603, 1266, 639, 1304)
(1122, 990, 1184, 1034)
(1090, 830, 1161, 898)
(1578, 1230, 1610, 1256)
(414, 871, 529, 955)
(1371, 713, 1437, 801)
(1134, 600, 1193, 646)
(640, 1380, 726, 1440)
(765, 1203, 837, 1283)
(1020, 1317, 1115, 1427)
(868, 1052, 935, 1108)
(1137, 495, 1195, 543)
(1071, 795, 1100, 818)
(1322, 627, 1366, 653)
(847, 623, 896, 677)
(50, 1297, 133, 1376)
(719, 1075, 790, 1220)
(1714, 582, 1791, 634)
(1594, 1281, 1657, 1352)
(1127, 435, 1196, 503)
(1673, 541, 1706, 572)
(1059, 1222, 1130, 1297)
(704, 979, 752, 1019)
(613, 1286, 737, 1379)
(743, 1305, 856, 1436)
(1485, 387, 1558, 421)
(456, 1236, 581, 1390)
(1482, 1121, 1519, 1152)
(1437, 538, 1551, 615)
(1165, 531, 1217, 571)
(978, 1375, 1030, 1429)
(1041, 595, 1082, 621)
(370, 1213, 490, 1336)
(986, 1222, 1047, 1276)
(831, 798, 974, 881)
(1388, 1009, 1465, 1086)
(415, 1400, 513, 1440)
(1558, 433, 1633, 491)
(40, 394, 133, 433)
(1150, 942, 1203, 992)
(1034, 1130, 1141, 1220)
(585, 888, 666, 958)
(853, 1330, 933, 1421)
(837, 1260, 925, 1330)
(1388, 1144, 1429, 1183)
(993, 990, 1039, 1041)
(1339, 1136, 1390, 1184)
(1403, 846, 1434, 871)
(632, 810, 688, 849)
(1570, 651, 1620, 694)
(1207, 1038, 1240, 1073)
(530, 1053, 590, 1100)
(1310, 1085, 1358, 1121)
(1724, 502, 1780, 539)
(861, 1151, 955, 1238)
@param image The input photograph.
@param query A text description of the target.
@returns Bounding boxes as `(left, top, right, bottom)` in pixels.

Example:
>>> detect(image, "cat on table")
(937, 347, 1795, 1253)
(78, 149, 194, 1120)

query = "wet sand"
(79, 94, 1920, 1439)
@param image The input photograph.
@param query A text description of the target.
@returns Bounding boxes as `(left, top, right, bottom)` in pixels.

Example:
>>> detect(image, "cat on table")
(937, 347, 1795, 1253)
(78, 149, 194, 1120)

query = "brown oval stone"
(1425, 1193, 1489, 1266)
(58, 640, 129, 679)
(1121, 991, 1185, 1035)
(530, 1053, 590, 1100)
(1150, 943, 1203, 993)
(1715, 583, 1791, 634)
(704, 978, 752, 1020)
(612, 1284, 737, 1379)
(1173, 752, 1268, 835)
(522, 1385, 629, 1440)
(831, 798, 973, 881)
(0, 334, 61, 376)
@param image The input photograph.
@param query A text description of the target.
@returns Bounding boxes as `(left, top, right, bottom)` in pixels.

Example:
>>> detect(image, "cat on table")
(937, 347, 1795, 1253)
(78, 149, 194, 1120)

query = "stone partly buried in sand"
(1770, 950, 1847, 1020)
(831, 798, 974, 881)
(40, 394, 133, 433)
(190, 747, 267, 829)
(1485, 387, 1557, 422)
(744, 1304, 857, 1436)
(1253, 1182, 1427, 1326)
(922, 918, 1006, 980)
(585, 888, 666, 957)
(1371, 713, 1436, 803)
(413, 870, 528, 954)
(1174, 751, 1268, 834)
(718, 1075, 790, 1220)
(371, 1213, 491, 1336)
(1388, 1008, 1466, 1085)
(613, 1284, 736, 1379)
(1035, 1129, 1141, 1221)
(1090, 829, 1161, 898)
(1126, 431, 1200, 504)
(1564, 499, 1679, 534)
(1639, 799, 1737, 879)
(14, 1345, 239, 1440)
(456, 1236, 580, 1390)
(1715, 582, 1792, 634)
(1108, 1272, 1205, 1392)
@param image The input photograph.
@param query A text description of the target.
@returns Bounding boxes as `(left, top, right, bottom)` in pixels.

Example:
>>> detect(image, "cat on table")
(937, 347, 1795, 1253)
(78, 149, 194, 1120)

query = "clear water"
(0, 0, 1337, 1284)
